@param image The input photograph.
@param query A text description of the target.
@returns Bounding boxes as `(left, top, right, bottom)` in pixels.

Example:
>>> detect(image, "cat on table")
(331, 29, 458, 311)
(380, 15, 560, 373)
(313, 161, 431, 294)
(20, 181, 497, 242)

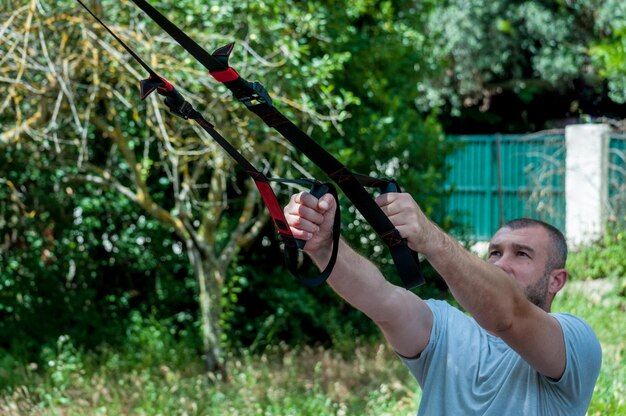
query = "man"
(283, 191, 602, 415)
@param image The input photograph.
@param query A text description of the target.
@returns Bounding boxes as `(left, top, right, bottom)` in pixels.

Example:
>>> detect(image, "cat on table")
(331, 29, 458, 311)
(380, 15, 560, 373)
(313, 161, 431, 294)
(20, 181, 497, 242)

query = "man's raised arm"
(376, 192, 568, 379)
(283, 191, 432, 358)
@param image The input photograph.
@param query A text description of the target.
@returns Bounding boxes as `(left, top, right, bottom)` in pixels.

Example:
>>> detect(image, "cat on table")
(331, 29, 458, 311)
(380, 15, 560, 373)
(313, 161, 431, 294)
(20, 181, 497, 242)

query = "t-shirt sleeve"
(398, 299, 448, 388)
(547, 313, 602, 404)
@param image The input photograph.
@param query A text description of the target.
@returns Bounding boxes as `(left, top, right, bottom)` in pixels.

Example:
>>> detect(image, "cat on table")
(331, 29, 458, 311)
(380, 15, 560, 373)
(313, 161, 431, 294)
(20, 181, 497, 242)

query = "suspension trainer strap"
(76, 0, 339, 287)
(128, 0, 424, 289)
(164, 94, 342, 288)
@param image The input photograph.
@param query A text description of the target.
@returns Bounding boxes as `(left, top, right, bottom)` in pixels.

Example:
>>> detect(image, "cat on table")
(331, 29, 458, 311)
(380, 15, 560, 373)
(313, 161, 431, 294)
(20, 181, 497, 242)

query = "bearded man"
(283, 191, 601, 415)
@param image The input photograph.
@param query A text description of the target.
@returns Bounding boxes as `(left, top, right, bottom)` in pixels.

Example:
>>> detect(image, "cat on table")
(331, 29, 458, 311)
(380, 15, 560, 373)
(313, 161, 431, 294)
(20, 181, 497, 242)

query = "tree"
(2, 0, 455, 378)
(0, 143, 197, 358)
(416, 0, 626, 132)
(589, 0, 626, 104)
(0, 0, 381, 376)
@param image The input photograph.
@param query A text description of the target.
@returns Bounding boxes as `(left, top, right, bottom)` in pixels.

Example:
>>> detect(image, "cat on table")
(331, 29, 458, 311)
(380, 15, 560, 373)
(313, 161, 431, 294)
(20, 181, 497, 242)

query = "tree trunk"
(185, 240, 226, 380)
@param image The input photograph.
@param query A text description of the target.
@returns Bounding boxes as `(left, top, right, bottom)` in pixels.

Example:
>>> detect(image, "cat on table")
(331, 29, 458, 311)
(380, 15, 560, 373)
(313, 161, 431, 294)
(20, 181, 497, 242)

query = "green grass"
(0, 342, 419, 415)
(0, 277, 623, 415)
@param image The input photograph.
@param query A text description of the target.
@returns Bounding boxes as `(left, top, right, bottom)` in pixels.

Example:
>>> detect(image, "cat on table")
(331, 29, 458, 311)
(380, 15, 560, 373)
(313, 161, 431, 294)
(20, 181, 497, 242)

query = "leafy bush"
(0, 145, 198, 362)
(568, 225, 626, 284)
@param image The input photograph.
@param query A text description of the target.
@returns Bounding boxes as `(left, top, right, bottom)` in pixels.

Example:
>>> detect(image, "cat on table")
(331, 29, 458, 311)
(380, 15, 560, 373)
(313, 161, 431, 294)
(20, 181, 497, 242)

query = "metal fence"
(608, 133, 626, 223)
(445, 133, 566, 240)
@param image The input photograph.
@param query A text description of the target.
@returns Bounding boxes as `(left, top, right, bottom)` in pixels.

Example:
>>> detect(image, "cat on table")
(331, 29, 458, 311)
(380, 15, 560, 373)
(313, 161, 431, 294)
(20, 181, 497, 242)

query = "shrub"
(567, 224, 626, 287)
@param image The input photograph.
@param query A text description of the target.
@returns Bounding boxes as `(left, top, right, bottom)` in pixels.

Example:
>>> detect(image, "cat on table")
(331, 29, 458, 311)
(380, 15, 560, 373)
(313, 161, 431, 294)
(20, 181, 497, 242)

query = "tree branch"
(88, 115, 188, 239)
(1, 111, 43, 144)
(218, 179, 269, 274)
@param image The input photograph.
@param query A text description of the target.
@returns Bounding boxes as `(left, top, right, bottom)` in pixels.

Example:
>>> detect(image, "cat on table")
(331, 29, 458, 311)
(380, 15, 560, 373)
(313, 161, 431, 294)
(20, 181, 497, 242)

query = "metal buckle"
(239, 81, 272, 108)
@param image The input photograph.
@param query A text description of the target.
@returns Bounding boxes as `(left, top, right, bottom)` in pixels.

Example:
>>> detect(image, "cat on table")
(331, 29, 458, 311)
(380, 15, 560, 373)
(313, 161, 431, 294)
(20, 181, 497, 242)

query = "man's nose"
(493, 256, 514, 275)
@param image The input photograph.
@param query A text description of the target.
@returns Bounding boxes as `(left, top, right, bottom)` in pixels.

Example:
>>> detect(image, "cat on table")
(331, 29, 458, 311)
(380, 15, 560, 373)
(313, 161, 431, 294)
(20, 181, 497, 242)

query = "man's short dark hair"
(501, 218, 568, 271)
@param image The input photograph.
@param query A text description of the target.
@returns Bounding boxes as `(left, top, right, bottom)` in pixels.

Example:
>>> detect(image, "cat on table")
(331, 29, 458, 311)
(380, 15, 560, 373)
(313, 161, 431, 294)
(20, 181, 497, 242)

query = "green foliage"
(0, 144, 197, 360)
(0, 336, 419, 415)
(589, 0, 626, 103)
(40, 335, 85, 398)
(3, 0, 453, 361)
(590, 29, 626, 103)
(0, 314, 205, 412)
(567, 225, 626, 283)
(120, 311, 200, 370)
(220, 240, 382, 354)
(417, 0, 626, 129)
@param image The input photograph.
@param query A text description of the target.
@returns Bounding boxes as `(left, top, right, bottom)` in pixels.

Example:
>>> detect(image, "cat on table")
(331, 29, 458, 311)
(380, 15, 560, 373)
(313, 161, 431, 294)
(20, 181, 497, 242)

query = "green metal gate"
(445, 134, 566, 241)
(608, 133, 626, 223)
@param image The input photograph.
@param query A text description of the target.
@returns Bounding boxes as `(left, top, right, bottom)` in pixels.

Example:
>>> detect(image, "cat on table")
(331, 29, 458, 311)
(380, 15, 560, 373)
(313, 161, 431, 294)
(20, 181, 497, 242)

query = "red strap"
(155, 75, 174, 92)
(255, 181, 291, 235)
(210, 68, 239, 83)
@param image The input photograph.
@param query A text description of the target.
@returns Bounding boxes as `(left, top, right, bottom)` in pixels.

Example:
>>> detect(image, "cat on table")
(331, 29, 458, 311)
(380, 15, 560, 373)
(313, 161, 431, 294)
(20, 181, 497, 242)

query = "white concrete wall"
(565, 124, 610, 247)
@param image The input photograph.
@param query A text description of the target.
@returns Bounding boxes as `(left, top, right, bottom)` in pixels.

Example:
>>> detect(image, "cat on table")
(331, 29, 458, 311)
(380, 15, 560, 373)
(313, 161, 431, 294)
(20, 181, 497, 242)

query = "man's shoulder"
(550, 312, 601, 361)
(424, 298, 479, 329)
(544, 313, 602, 410)
(551, 312, 599, 339)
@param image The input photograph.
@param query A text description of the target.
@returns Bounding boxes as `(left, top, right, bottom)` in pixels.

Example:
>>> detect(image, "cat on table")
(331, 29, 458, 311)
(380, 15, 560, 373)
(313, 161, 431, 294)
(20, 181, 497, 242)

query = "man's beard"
(525, 270, 551, 311)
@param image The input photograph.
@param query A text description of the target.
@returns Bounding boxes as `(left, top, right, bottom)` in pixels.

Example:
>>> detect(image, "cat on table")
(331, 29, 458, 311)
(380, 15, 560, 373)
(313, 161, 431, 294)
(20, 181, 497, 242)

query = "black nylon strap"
(237, 102, 422, 287)
(76, 0, 339, 287)
(129, 0, 227, 72)
(127, 0, 424, 289)
(154, 81, 343, 287)
(133, 1, 425, 289)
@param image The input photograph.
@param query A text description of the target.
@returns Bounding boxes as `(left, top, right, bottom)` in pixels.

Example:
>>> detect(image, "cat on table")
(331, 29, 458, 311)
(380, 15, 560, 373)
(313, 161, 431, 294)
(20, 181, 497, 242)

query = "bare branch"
(1, 111, 43, 144)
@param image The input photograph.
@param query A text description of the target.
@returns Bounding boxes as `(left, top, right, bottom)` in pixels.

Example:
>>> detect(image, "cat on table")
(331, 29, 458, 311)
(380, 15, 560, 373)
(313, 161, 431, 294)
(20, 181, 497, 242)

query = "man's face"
(487, 226, 553, 309)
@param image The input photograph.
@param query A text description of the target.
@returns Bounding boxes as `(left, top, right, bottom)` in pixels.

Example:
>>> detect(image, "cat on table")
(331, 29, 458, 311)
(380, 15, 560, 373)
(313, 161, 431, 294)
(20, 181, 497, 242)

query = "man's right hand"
(283, 191, 337, 257)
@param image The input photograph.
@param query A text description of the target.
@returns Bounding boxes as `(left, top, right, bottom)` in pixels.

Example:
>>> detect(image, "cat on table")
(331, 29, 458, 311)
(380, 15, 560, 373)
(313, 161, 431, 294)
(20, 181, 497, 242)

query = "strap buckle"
(239, 81, 273, 108)
(162, 94, 201, 120)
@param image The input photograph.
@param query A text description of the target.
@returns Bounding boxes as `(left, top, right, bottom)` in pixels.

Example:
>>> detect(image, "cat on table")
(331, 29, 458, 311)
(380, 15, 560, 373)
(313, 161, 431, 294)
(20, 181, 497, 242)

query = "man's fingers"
(317, 193, 335, 212)
(289, 228, 314, 240)
(286, 204, 322, 225)
(283, 191, 338, 249)
(285, 192, 328, 232)
(287, 212, 321, 233)
(294, 191, 336, 212)
(376, 192, 402, 216)
(293, 191, 320, 208)
(375, 192, 398, 208)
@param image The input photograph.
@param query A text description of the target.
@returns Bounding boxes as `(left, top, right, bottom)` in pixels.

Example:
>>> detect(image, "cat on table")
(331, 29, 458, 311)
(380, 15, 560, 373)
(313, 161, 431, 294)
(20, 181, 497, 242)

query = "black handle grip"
(309, 182, 330, 199)
(379, 179, 400, 194)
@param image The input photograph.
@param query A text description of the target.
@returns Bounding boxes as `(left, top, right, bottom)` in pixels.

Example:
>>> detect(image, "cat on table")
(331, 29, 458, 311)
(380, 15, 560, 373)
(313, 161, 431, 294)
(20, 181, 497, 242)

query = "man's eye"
(517, 251, 529, 257)
(488, 251, 501, 257)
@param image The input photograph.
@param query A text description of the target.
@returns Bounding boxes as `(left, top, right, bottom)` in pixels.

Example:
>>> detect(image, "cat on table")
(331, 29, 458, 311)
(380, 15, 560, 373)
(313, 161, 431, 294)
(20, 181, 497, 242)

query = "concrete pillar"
(565, 124, 610, 246)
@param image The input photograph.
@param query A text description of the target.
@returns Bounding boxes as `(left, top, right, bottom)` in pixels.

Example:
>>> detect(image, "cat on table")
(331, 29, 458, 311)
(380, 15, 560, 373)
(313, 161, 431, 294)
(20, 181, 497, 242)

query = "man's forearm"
(308, 239, 402, 324)
(310, 238, 432, 356)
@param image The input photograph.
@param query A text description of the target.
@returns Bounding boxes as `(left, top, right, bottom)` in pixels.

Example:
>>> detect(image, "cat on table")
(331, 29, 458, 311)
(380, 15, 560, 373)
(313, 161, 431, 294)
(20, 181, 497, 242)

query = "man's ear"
(549, 269, 568, 295)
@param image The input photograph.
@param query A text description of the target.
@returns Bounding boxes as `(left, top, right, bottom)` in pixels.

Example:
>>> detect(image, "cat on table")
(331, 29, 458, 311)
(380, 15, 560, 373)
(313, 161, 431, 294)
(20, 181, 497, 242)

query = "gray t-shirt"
(401, 299, 602, 415)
